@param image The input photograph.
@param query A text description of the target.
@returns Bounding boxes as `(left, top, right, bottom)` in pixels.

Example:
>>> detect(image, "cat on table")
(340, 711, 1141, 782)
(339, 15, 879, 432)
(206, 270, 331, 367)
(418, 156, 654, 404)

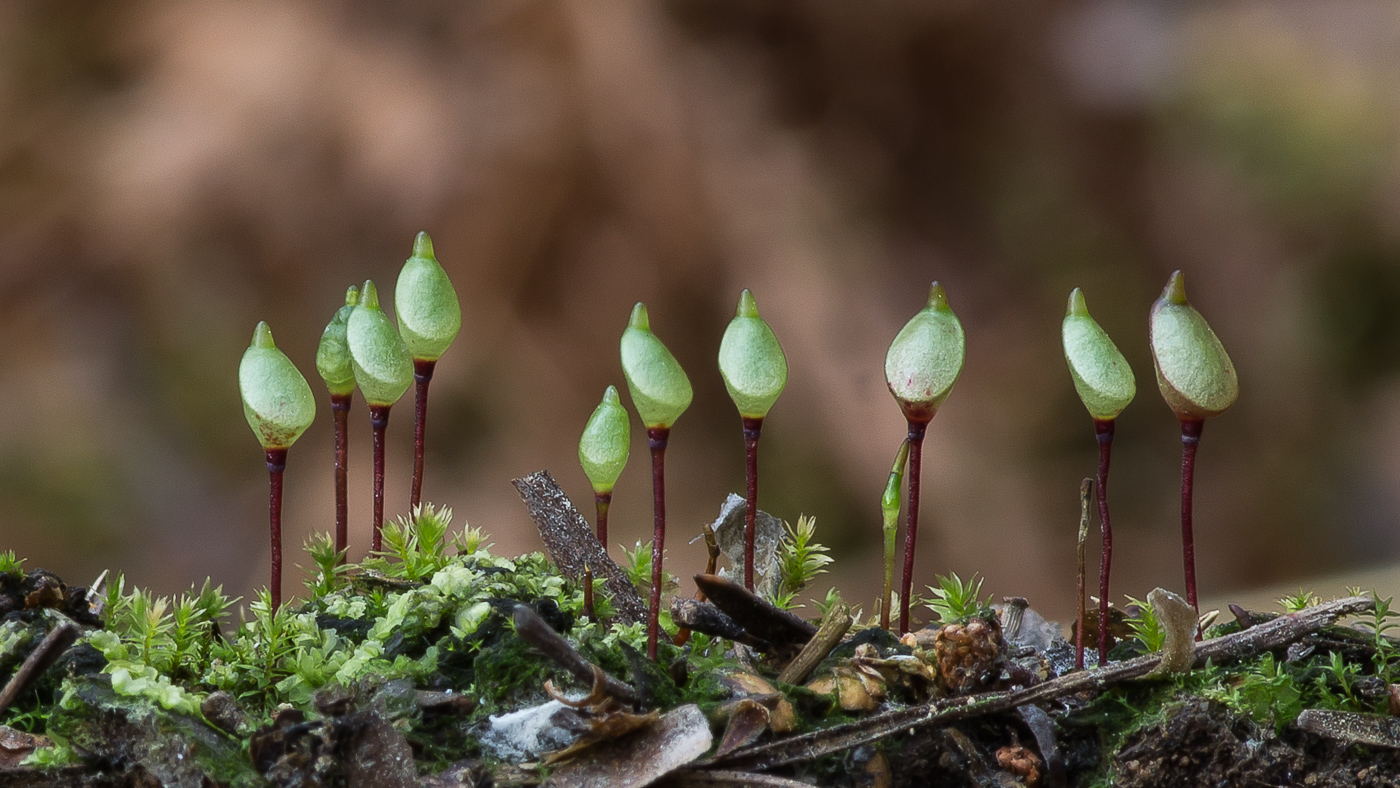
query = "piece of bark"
(513, 470, 646, 624)
(548, 704, 712, 788)
(703, 595, 1375, 773)
(693, 574, 816, 651)
(513, 604, 639, 705)
(1295, 709, 1400, 750)
(671, 599, 769, 651)
(776, 604, 851, 686)
(0, 619, 79, 716)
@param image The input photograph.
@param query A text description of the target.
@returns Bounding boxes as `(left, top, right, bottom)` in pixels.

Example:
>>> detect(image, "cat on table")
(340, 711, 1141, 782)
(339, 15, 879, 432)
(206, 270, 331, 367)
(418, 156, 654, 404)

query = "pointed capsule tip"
(360, 280, 380, 310)
(252, 321, 275, 348)
(345, 285, 360, 307)
(736, 289, 759, 318)
(628, 302, 650, 331)
(927, 282, 949, 311)
(603, 384, 621, 404)
(1067, 287, 1088, 318)
(1163, 270, 1188, 305)
(413, 231, 435, 260)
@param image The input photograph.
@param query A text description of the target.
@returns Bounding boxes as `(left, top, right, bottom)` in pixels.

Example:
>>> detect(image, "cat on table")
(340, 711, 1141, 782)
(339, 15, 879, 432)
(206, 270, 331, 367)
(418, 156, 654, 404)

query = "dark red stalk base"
(411, 359, 436, 510)
(265, 448, 288, 609)
(594, 492, 612, 549)
(1180, 417, 1204, 615)
(1095, 418, 1116, 665)
(331, 394, 351, 561)
(646, 427, 670, 661)
(899, 419, 930, 635)
(370, 405, 392, 553)
(742, 416, 764, 591)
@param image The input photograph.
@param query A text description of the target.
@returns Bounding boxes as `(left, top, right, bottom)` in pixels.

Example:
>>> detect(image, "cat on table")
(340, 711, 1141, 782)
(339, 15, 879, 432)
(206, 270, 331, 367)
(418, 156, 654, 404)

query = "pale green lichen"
(620, 302, 693, 429)
(1062, 288, 1136, 421)
(718, 289, 788, 419)
(395, 231, 462, 362)
(884, 283, 965, 423)
(578, 385, 630, 495)
(1149, 271, 1239, 420)
(239, 322, 316, 449)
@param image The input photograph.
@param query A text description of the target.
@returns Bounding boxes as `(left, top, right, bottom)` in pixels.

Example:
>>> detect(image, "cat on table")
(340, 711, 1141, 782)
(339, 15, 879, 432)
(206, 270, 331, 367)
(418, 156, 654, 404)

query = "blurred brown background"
(3, 0, 1400, 627)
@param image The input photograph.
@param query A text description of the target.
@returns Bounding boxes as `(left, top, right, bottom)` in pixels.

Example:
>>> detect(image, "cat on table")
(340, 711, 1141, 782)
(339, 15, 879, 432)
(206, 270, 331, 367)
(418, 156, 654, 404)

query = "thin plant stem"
(1094, 418, 1116, 665)
(742, 416, 764, 591)
(583, 564, 594, 620)
(370, 404, 392, 552)
(411, 359, 436, 509)
(594, 491, 612, 549)
(331, 393, 351, 561)
(646, 426, 671, 660)
(899, 420, 929, 635)
(1180, 417, 1204, 614)
(265, 448, 288, 609)
(1076, 478, 1092, 671)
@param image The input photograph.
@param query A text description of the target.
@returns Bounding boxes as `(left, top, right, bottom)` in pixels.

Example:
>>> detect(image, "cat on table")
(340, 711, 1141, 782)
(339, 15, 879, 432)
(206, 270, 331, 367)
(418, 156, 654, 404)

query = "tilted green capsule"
(884, 283, 965, 423)
(1149, 271, 1238, 420)
(718, 289, 788, 420)
(347, 280, 414, 407)
(1062, 288, 1135, 421)
(315, 285, 360, 397)
(620, 303, 692, 429)
(395, 231, 461, 362)
(881, 440, 910, 521)
(579, 385, 631, 494)
(240, 322, 316, 449)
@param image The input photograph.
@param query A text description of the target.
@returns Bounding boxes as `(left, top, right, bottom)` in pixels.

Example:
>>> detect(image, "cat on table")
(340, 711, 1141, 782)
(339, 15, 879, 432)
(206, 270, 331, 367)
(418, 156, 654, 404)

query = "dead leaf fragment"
(548, 704, 712, 788)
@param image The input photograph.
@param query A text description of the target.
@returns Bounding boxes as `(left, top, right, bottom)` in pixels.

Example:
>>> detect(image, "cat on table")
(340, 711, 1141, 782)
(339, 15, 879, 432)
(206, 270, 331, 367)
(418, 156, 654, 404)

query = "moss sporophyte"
(347, 279, 414, 552)
(717, 289, 788, 591)
(316, 285, 359, 560)
(619, 302, 692, 659)
(1062, 287, 1135, 666)
(578, 385, 630, 550)
(239, 322, 315, 608)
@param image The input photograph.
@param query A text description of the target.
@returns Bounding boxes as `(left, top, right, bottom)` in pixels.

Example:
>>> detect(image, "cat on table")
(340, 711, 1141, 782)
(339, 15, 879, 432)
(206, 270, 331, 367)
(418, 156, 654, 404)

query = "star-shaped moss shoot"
(239, 321, 315, 608)
(880, 440, 910, 630)
(884, 282, 964, 634)
(619, 302, 692, 659)
(578, 385, 630, 550)
(395, 231, 462, 509)
(718, 289, 788, 591)
(347, 279, 414, 552)
(316, 285, 359, 560)
(1062, 287, 1135, 665)
(1149, 270, 1238, 613)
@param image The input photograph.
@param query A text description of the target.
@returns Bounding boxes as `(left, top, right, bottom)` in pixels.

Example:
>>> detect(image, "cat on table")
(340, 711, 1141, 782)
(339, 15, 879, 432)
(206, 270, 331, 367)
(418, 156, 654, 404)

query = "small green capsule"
(315, 285, 360, 397)
(881, 440, 911, 521)
(579, 385, 631, 495)
(1062, 288, 1136, 421)
(620, 302, 693, 429)
(240, 322, 316, 449)
(1149, 271, 1238, 420)
(884, 283, 965, 423)
(395, 231, 462, 362)
(718, 289, 788, 420)
(347, 280, 414, 407)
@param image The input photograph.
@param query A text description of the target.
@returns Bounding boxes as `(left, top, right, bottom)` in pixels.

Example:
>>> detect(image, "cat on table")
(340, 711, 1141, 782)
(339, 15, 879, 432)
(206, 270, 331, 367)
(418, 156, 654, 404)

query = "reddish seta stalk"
(594, 492, 612, 549)
(410, 359, 436, 510)
(1180, 417, 1204, 616)
(265, 448, 288, 609)
(899, 420, 930, 635)
(742, 416, 764, 591)
(331, 394, 351, 561)
(370, 405, 392, 552)
(1094, 418, 1116, 665)
(646, 427, 671, 660)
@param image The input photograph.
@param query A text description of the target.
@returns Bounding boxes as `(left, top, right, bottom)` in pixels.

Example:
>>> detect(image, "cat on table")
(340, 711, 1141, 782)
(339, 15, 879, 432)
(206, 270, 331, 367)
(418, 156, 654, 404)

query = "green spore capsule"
(620, 302, 693, 429)
(884, 283, 965, 423)
(579, 385, 631, 495)
(240, 322, 316, 450)
(395, 231, 462, 362)
(315, 286, 360, 397)
(347, 280, 414, 407)
(1149, 271, 1238, 420)
(718, 289, 788, 419)
(1062, 288, 1136, 421)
